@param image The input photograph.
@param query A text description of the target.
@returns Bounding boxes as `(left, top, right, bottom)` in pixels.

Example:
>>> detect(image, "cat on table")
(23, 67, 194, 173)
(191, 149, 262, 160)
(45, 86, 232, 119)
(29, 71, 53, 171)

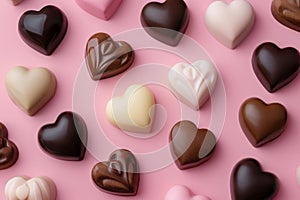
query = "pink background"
(0, 0, 300, 199)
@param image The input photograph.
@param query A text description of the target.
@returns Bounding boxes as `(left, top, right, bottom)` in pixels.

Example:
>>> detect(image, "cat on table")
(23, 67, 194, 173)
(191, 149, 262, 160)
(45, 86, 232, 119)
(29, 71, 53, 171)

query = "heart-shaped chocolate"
(92, 149, 139, 196)
(165, 185, 211, 200)
(11, 0, 23, 6)
(252, 42, 300, 93)
(0, 122, 19, 170)
(230, 158, 279, 200)
(271, 0, 300, 32)
(85, 32, 134, 80)
(239, 97, 287, 147)
(140, 0, 190, 46)
(169, 120, 216, 170)
(18, 5, 68, 55)
(38, 111, 87, 161)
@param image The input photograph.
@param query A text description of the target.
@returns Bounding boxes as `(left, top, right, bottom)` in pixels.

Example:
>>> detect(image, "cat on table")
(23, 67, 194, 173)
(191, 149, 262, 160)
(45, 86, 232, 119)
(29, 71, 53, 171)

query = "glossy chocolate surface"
(38, 111, 87, 161)
(141, 0, 190, 46)
(18, 5, 68, 55)
(85, 32, 134, 80)
(230, 158, 279, 200)
(271, 0, 300, 32)
(239, 97, 287, 147)
(92, 149, 139, 196)
(169, 120, 216, 170)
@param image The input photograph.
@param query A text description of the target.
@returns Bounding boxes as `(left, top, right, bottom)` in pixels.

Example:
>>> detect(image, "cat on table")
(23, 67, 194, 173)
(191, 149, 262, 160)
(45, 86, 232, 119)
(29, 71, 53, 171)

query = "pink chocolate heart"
(165, 185, 211, 200)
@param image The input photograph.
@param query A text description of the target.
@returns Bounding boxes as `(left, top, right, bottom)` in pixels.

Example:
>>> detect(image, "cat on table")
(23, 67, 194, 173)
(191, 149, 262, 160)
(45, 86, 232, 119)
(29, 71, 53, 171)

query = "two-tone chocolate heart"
(92, 149, 140, 196)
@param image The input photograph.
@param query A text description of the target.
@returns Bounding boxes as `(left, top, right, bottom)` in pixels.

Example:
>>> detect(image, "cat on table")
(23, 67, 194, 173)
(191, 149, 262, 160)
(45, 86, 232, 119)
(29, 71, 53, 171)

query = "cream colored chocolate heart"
(205, 0, 255, 49)
(106, 84, 155, 133)
(5, 176, 57, 200)
(5, 66, 56, 116)
(168, 60, 218, 110)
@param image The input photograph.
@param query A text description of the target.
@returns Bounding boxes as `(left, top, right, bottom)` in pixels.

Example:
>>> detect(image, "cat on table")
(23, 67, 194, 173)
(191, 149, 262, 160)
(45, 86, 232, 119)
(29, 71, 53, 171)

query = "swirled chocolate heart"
(85, 32, 134, 80)
(38, 111, 87, 161)
(18, 5, 68, 55)
(91, 149, 139, 196)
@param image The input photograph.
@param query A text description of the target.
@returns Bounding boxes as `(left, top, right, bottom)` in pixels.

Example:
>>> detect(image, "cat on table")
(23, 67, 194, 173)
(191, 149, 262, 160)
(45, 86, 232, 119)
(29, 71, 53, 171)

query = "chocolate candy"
(92, 149, 139, 196)
(0, 123, 19, 170)
(165, 185, 211, 200)
(252, 42, 300, 93)
(85, 32, 134, 80)
(140, 0, 190, 46)
(18, 5, 68, 55)
(231, 158, 279, 200)
(239, 97, 287, 147)
(11, 0, 23, 6)
(271, 0, 300, 32)
(169, 120, 216, 170)
(38, 111, 87, 161)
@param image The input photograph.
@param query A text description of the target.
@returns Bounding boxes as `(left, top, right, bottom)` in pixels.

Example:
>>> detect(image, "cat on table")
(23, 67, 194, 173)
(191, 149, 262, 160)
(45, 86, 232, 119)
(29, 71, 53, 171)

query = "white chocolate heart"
(165, 185, 211, 200)
(106, 84, 155, 133)
(168, 60, 218, 110)
(205, 0, 255, 49)
(5, 66, 57, 116)
(5, 176, 57, 200)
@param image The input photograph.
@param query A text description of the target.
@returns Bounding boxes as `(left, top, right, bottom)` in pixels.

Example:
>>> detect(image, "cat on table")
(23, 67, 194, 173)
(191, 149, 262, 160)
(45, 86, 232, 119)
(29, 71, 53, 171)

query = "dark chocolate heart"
(239, 97, 287, 147)
(91, 149, 139, 196)
(271, 0, 300, 32)
(252, 42, 300, 93)
(230, 158, 279, 200)
(140, 0, 190, 46)
(85, 32, 134, 80)
(38, 111, 87, 161)
(0, 122, 19, 170)
(169, 120, 216, 170)
(18, 5, 68, 55)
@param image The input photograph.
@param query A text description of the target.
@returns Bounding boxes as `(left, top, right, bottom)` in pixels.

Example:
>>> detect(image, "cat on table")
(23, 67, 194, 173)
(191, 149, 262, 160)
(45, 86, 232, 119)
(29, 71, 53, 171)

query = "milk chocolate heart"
(38, 111, 87, 161)
(169, 121, 216, 170)
(18, 5, 68, 55)
(0, 122, 19, 170)
(92, 149, 139, 196)
(230, 158, 279, 200)
(252, 42, 300, 92)
(85, 32, 134, 80)
(239, 97, 287, 147)
(271, 0, 300, 32)
(140, 0, 190, 46)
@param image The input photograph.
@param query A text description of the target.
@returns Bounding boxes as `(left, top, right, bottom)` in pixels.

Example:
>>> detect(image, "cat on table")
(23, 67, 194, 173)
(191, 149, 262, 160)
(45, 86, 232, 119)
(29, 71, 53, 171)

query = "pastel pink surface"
(165, 185, 210, 200)
(0, 0, 300, 200)
(75, 0, 122, 20)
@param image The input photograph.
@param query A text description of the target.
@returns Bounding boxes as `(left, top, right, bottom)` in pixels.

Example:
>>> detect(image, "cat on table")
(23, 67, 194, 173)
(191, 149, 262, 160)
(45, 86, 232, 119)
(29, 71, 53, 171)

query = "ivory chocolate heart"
(205, 0, 255, 49)
(239, 97, 287, 147)
(5, 66, 57, 116)
(168, 60, 218, 110)
(75, 0, 122, 20)
(140, 0, 190, 46)
(18, 5, 68, 55)
(230, 158, 279, 200)
(5, 176, 57, 200)
(106, 84, 155, 133)
(92, 149, 139, 196)
(11, 0, 23, 6)
(252, 42, 300, 93)
(0, 122, 19, 170)
(271, 0, 300, 32)
(85, 32, 134, 80)
(165, 185, 211, 200)
(38, 111, 87, 161)
(169, 120, 216, 170)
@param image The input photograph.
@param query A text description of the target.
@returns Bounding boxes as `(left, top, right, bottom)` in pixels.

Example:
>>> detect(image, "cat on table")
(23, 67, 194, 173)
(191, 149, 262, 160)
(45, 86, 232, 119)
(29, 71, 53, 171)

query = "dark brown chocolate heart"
(252, 42, 300, 93)
(91, 149, 139, 196)
(169, 120, 216, 170)
(85, 32, 134, 80)
(239, 97, 287, 147)
(271, 0, 300, 32)
(0, 122, 19, 170)
(18, 5, 68, 55)
(38, 111, 87, 161)
(140, 0, 190, 46)
(230, 158, 279, 200)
